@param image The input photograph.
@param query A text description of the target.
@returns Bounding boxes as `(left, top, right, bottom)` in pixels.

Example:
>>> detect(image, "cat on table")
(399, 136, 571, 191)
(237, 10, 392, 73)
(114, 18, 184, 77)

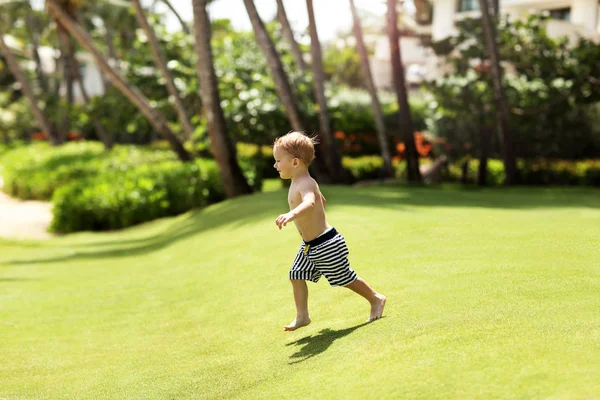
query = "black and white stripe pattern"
(289, 232, 357, 287)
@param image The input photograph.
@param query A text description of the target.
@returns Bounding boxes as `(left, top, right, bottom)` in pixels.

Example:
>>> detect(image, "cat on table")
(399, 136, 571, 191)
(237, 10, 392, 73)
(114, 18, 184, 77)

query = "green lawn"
(1, 184, 599, 399)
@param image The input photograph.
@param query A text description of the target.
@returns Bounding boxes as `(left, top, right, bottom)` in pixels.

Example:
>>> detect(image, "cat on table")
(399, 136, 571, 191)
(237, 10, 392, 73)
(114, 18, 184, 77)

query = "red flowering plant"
(333, 131, 380, 157)
(394, 132, 436, 160)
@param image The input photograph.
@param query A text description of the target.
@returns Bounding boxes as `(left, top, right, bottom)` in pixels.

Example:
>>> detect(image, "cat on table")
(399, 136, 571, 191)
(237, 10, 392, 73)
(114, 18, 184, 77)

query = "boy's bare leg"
(285, 279, 312, 331)
(344, 277, 386, 322)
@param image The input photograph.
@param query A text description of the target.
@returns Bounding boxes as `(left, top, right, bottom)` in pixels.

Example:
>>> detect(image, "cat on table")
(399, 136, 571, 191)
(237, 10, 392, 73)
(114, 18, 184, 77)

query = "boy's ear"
(293, 158, 299, 167)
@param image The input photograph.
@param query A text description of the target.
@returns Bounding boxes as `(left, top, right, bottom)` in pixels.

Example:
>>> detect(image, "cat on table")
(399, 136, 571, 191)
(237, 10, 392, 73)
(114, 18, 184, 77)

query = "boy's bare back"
(287, 174, 330, 242)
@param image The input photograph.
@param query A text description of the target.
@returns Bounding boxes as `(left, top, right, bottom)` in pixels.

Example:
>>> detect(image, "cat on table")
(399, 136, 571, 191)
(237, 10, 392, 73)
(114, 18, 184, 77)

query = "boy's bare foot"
(284, 316, 311, 331)
(368, 294, 386, 322)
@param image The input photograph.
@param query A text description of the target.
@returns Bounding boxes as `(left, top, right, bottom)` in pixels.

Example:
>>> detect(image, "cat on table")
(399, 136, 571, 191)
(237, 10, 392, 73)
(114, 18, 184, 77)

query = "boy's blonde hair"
(273, 131, 316, 166)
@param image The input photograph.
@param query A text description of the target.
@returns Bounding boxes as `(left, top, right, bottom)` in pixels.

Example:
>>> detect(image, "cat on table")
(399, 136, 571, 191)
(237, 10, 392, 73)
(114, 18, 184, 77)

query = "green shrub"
(236, 142, 277, 188)
(445, 158, 600, 186)
(340, 155, 600, 186)
(0, 142, 177, 200)
(342, 156, 407, 181)
(446, 159, 506, 186)
(51, 159, 225, 233)
(342, 156, 383, 181)
(518, 159, 600, 186)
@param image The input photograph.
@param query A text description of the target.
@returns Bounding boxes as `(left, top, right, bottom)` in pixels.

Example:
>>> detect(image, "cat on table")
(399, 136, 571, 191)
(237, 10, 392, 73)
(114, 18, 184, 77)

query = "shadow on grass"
(328, 183, 600, 211)
(2, 184, 598, 266)
(1, 192, 282, 265)
(0, 277, 38, 282)
(286, 321, 372, 364)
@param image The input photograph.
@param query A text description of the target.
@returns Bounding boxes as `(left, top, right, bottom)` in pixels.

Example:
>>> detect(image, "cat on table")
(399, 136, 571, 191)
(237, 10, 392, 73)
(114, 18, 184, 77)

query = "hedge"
(0, 142, 177, 200)
(51, 159, 225, 233)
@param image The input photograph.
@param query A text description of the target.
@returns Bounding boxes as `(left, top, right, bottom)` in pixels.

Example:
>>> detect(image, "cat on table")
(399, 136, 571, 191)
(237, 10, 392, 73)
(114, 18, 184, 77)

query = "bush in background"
(0, 142, 177, 200)
(338, 154, 600, 186)
(446, 158, 600, 187)
(51, 159, 225, 233)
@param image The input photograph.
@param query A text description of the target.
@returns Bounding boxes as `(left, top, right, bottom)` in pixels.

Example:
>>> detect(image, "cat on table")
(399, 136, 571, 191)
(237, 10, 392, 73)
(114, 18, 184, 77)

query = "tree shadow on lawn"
(286, 321, 373, 364)
(1, 194, 281, 265)
(327, 183, 600, 210)
(0, 277, 38, 282)
(2, 184, 597, 266)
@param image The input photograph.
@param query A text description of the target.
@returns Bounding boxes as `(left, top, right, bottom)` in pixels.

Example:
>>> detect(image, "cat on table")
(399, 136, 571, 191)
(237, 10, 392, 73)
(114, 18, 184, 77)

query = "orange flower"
(67, 131, 81, 141)
(334, 131, 345, 139)
(32, 132, 48, 140)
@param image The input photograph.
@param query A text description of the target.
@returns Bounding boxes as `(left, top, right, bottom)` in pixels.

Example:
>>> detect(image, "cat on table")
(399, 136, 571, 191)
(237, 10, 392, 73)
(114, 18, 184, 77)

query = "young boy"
(273, 131, 386, 331)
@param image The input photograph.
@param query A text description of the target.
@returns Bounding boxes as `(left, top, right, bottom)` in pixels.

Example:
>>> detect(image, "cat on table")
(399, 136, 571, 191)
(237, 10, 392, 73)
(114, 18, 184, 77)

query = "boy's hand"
(275, 212, 295, 229)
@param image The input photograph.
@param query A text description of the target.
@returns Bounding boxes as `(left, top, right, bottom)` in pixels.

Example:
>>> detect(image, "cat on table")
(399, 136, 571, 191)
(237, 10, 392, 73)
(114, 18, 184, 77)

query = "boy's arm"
(275, 181, 317, 229)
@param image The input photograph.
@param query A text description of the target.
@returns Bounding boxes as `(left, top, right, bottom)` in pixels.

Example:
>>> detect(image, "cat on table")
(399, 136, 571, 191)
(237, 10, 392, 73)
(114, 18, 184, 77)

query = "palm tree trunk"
(350, 0, 394, 178)
(0, 26, 56, 145)
(243, 0, 332, 183)
(161, 0, 191, 35)
(57, 27, 73, 144)
(492, 0, 499, 16)
(102, 27, 118, 91)
(70, 53, 114, 149)
(47, 0, 192, 161)
(26, 12, 49, 94)
(242, 0, 305, 132)
(477, 126, 491, 186)
(478, 0, 517, 185)
(386, 0, 421, 183)
(132, 0, 195, 141)
(192, 0, 252, 197)
(305, 0, 345, 183)
(476, 101, 491, 186)
(275, 0, 308, 72)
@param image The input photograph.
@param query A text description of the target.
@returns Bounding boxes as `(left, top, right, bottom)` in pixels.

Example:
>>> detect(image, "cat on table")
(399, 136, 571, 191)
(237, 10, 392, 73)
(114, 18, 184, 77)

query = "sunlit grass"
(1, 184, 599, 399)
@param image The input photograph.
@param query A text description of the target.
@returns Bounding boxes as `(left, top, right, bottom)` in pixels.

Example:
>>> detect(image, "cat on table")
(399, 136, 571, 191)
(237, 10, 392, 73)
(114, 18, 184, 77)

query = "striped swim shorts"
(289, 227, 357, 287)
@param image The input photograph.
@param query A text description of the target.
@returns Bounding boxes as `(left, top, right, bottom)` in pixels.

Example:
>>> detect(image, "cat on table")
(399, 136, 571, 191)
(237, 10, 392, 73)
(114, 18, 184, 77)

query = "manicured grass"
(1, 185, 599, 399)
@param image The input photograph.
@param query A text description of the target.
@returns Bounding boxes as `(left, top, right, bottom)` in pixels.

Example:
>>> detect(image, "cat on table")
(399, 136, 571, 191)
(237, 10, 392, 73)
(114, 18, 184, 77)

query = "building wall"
(432, 0, 458, 41)
(36, 48, 105, 104)
(370, 36, 438, 88)
(73, 53, 105, 104)
(571, 0, 599, 32)
(432, 0, 599, 42)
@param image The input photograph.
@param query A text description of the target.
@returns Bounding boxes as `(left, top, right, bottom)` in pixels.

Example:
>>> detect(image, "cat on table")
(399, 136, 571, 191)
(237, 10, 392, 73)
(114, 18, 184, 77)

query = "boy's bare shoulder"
(297, 175, 319, 191)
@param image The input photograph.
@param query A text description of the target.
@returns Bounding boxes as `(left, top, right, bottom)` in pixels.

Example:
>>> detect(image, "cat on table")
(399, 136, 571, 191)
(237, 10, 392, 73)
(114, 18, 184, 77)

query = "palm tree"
(275, 0, 307, 72)
(477, 0, 517, 185)
(349, 0, 394, 178)
(47, 0, 192, 161)
(242, 0, 304, 132)
(159, 0, 191, 35)
(191, 0, 252, 197)
(69, 53, 114, 148)
(0, 24, 56, 144)
(56, 26, 73, 144)
(25, 10, 49, 94)
(386, 0, 421, 182)
(305, 0, 345, 183)
(413, 0, 433, 25)
(132, 0, 195, 141)
(242, 0, 332, 183)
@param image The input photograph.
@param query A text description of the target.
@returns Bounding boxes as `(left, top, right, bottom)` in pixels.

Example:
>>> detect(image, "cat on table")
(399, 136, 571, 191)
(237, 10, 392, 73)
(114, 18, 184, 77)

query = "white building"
(369, 0, 600, 88)
(370, 34, 439, 89)
(2, 35, 105, 103)
(432, 0, 600, 43)
(368, 15, 439, 89)
(37, 46, 105, 103)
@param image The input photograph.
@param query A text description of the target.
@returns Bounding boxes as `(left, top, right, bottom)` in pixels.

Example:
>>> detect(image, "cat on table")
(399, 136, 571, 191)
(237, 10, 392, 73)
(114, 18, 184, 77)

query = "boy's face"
(273, 146, 299, 179)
